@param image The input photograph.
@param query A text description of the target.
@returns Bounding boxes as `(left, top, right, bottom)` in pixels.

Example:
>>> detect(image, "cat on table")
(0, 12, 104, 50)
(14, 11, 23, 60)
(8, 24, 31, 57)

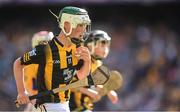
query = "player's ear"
(87, 42, 94, 54)
(64, 21, 71, 33)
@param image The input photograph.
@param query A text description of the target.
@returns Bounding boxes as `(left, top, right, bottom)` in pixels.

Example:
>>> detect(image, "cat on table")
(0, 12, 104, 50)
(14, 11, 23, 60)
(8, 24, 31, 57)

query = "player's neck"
(57, 32, 72, 47)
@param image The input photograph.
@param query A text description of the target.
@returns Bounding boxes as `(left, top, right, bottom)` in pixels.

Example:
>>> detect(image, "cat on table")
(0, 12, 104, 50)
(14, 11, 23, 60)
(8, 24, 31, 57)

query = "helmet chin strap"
(70, 37, 83, 47)
(92, 55, 103, 61)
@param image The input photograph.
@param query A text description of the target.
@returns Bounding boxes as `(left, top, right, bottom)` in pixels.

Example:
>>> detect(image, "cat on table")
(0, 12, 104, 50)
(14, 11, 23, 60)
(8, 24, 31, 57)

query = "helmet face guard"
(93, 39, 111, 60)
(58, 6, 91, 36)
(84, 30, 111, 60)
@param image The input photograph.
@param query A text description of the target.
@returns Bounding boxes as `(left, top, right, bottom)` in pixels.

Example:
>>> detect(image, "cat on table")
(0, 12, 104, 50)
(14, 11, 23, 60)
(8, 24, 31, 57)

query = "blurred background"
(0, 0, 180, 111)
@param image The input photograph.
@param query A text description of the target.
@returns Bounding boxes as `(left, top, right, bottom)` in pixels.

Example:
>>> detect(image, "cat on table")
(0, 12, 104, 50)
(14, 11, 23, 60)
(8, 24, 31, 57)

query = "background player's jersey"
(91, 60, 102, 72)
(23, 64, 38, 95)
(70, 59, 102, 111)
(21, 37, 79, 103)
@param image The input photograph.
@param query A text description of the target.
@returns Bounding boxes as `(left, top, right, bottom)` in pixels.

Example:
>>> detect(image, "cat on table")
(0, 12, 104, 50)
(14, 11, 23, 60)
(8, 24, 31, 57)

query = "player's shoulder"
(34, 44, 50, 53)
(35, 44, 47, 49)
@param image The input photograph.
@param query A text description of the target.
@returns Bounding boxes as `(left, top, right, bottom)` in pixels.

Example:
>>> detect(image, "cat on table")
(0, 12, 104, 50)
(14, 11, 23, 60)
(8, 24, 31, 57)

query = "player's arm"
(76, 46, 91, 80)
(71, 75, 100, 100)
(14, 45, 45, 105)
(14, 58, 29, 104)
(79, 87, 101, 101)
(70, 74, 100, 100)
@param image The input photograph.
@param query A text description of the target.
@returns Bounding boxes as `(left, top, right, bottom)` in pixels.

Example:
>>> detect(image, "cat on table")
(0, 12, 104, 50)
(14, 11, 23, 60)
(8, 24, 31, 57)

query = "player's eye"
(100, 40, 109, 45)
(79, 24, 87, 28)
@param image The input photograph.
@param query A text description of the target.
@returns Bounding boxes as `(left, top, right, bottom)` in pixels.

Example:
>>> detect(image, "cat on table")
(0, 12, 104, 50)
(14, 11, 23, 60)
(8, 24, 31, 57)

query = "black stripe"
(36, 59, 46, 91)
(49, 39, 61, 102)
(36, 45, 52, 105)
(87, 72, 94, 86)
(69, 92, 77, 111)
(65, 50, 73, 99)
(54, 37, 64, 47)
(66, 50, 73, 67)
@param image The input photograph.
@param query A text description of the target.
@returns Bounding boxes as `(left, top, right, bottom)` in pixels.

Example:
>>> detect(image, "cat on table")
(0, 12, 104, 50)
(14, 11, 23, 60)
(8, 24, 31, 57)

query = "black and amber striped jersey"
(69, 59, 102, 111)
(21, 37, 80, 103)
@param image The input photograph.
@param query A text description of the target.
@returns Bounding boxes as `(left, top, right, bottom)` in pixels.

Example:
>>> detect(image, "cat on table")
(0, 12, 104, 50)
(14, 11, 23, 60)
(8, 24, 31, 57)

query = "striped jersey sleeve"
(20, 45, 45, 65)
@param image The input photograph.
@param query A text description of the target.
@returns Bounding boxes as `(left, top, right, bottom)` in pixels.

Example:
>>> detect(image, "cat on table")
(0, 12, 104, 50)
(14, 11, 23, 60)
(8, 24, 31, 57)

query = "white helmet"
(84, 30, 111, 60)
(58, 6, 91, 36)
(31, 31, 54, 48)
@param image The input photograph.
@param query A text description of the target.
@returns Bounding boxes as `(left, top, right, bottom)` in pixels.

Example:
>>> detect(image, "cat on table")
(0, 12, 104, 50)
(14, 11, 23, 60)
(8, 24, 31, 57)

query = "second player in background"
(69, 30, 119, 111)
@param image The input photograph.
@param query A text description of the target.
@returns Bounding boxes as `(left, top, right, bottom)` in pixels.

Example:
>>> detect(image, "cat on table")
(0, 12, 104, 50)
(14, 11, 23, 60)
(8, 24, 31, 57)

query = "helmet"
(31, 31, 54, 48)
(58, 6, 91, 36)
(84, 30, 111, 46)
(84, 30, 111, 60)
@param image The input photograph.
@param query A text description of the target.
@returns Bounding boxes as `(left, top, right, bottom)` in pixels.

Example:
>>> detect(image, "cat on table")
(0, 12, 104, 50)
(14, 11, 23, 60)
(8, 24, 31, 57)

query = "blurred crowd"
(95, 22, 180, 111)
(0, 5, 180, 111)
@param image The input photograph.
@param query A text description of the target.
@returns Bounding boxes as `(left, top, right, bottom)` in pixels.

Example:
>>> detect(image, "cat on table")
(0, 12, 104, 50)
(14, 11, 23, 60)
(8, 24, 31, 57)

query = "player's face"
(71, 24, 87, 40)
(94, 40, 110, 58)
